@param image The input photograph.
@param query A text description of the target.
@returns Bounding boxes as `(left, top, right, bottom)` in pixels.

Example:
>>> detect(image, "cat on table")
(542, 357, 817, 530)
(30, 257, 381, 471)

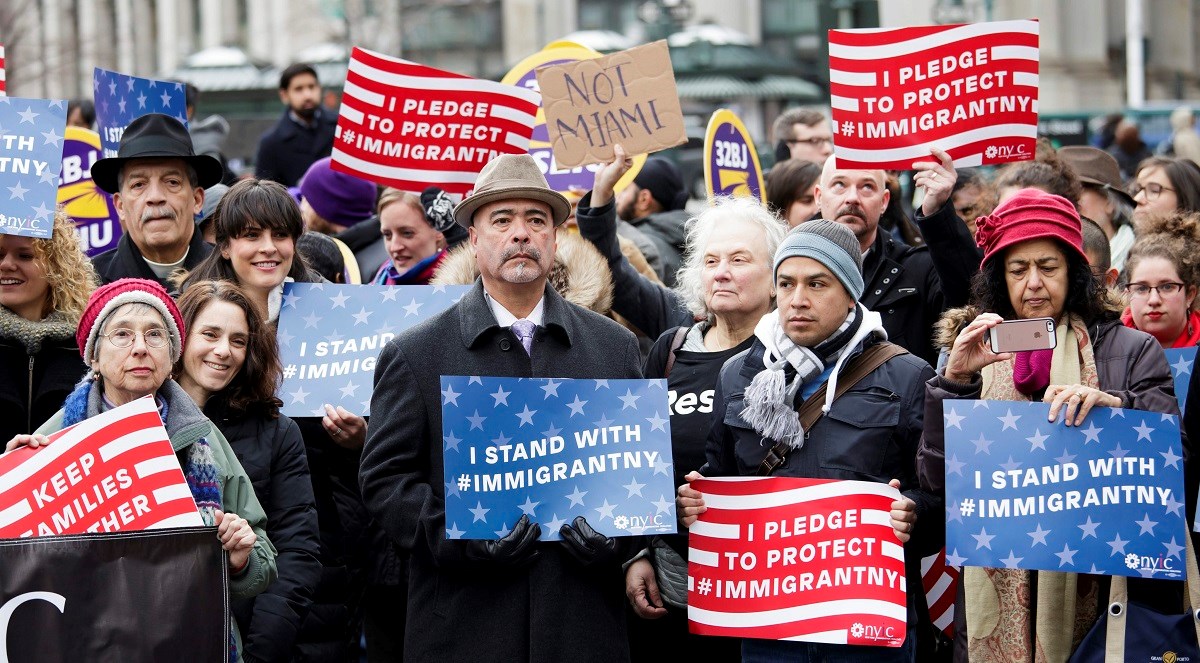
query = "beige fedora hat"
(453, 153, 572, 228)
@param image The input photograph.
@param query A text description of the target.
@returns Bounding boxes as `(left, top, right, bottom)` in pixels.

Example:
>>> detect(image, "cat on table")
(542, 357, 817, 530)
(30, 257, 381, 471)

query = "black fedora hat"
(91, 113, 223, 194)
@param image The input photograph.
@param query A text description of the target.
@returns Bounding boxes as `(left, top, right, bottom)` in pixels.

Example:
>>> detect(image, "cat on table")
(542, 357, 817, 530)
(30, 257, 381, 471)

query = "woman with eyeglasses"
(1121, 211, 1200, 347)
(1130, 156, 1200, 232)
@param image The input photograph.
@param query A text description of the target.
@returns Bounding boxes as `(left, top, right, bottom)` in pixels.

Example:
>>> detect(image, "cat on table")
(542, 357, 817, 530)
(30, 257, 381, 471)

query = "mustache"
(140, 205, 178, 223)
(835, 205, 866, 221)
(500, 245, 542, 262)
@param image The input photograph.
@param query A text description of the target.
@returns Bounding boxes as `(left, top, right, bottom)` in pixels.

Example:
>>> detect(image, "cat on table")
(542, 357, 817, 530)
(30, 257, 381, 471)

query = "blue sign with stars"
(440, 376, 677, 541)
(276, 283, 470, 417)
(0, 97, 66, 239)
(943, 399, 1186, 579)
(93, 67, 188, 158)
(1165, 347, 1196, 416)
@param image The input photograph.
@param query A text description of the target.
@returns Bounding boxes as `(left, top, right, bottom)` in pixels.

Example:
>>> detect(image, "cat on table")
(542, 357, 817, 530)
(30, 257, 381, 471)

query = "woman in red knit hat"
(916, 188, 1180, 663)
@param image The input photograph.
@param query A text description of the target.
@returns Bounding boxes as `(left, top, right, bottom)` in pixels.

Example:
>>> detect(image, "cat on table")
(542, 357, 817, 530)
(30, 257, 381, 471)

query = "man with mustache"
(360, 153, 644, 662)
(815, 149, 978, 364)
(90, 113, 223, 289)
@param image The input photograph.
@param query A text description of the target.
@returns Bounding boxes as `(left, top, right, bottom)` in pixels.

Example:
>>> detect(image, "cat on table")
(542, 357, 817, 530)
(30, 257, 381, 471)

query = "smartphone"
(988, 317, 1057, 353)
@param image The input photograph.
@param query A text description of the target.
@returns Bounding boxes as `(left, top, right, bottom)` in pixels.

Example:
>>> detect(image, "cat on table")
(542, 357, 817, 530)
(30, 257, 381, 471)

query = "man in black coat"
(360, 153, 643, 662)
(255, 63, 337, 187)
(89, 113, 223, 288)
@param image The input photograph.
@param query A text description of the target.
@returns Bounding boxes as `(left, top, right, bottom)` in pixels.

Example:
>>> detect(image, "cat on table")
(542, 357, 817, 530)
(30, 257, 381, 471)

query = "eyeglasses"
(1125, 282, 1186, 298)
(99, 328, 171, 349)
(1130, 182, 1175, 201)
(787, 137, 834, 148)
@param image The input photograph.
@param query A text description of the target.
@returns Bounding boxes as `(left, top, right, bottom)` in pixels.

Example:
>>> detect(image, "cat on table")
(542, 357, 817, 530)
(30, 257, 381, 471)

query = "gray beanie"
(773, 220, 864, 300)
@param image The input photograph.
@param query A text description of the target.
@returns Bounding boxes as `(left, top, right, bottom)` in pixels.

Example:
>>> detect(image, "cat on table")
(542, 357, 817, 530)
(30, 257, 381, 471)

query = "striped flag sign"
(828, 19, 1039, 170)
(332, 47, 541, 195)
(921, 547, 960, 638)
(688, 477, 907, 646)
(0, 396, 203, 538)
(0, 42, 6, 96)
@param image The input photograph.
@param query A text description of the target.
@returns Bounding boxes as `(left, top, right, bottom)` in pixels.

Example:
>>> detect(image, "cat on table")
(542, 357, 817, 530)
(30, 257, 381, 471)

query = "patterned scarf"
(966, 313, 1100, 663)
(0, 307, 76, 354)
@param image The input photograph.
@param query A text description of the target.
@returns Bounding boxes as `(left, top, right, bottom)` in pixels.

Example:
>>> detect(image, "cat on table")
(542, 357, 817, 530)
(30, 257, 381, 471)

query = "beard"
(293, 104, 318, 120)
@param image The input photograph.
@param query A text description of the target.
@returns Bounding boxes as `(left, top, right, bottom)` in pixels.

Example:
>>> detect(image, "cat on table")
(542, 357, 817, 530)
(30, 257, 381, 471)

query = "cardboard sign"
(703, 109, 765, 201)
(92, 68, 188, 159)
(0, 97, 67, 239)
(441, 376, 677, 541)
(687, 477, 906, 646)
(0, 397, 203, 538)
(536, 40, 686, 169)
(828, 19, 1039, 169)
(1165, 347, 1195, 416)
(58, 126, 121, 256)
(331, 47, 541, 195)
(501, 42, 646, 194)
(943, 399, 1186, 579)
(276, 283, 470, 417)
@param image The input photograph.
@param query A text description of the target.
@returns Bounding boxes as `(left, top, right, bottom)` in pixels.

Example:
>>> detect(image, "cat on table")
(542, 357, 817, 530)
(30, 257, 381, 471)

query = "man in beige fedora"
(360, 153, 643, 662)
(1058, 145, 1138, 272)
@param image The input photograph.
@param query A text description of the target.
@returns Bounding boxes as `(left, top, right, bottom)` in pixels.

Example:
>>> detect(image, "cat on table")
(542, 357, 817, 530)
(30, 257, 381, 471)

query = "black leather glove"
(462, 514, 542, 568)
(560, 516, 619, 567)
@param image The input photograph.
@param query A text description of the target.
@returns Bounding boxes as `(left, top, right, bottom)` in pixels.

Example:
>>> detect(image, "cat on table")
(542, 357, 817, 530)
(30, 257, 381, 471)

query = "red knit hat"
(974, 188, 1087, 266)
(78, 278, 186, 363)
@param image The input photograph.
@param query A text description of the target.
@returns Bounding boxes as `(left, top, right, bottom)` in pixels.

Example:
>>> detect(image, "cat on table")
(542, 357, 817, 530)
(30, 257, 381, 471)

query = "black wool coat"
(91, 230, 213, 290)
(360, 280, 643, 663)
(0, 329, 86, 441)
(254, 109, 338, 187)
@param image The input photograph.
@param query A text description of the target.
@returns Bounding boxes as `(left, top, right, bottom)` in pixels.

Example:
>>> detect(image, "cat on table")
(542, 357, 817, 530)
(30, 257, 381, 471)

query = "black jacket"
(628, 209, 689, 287)
(0, 315, 86, 441)
(91, 229, 213, 290)
(208, 402, 322, 663)
(255, 109, 338, 187)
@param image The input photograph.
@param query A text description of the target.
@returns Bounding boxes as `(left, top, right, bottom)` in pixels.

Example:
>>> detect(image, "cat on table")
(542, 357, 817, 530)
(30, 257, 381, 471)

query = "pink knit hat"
(974, 188, 1087, 266)
(78, 278, 186, 362)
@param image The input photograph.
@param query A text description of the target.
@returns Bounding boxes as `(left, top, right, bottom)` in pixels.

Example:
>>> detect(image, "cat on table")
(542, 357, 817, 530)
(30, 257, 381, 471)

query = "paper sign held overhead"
(536, 40, 687, 169)
(0, 96, 67, 239)
(92, 67, 188, 159)
(703, 109, 765, 202)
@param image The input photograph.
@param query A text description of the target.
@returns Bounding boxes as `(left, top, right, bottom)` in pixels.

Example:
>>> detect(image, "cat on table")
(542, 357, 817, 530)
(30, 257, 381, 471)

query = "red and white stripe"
(687, 477, 907, 646)
(921, 548, 959, 638)
(332, 47, 540, 195)
(0, 397, 202, 538)
(0, 43, 7, 96)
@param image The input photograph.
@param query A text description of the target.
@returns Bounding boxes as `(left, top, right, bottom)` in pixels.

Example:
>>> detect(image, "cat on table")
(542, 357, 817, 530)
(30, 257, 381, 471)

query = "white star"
(652, 457, 671, 476)
(1135, 513, 1158, 536)
(352, 307, 372, 325)
(999, 456, 1022, 471)
(1079, 422, 1103, 444)
(323, 330, 344, 344)
(1164, 536, 1185, 560)
(468, 376, 483, 385)
(1027, 524, 1051, 546)
(329, 292, 350, 308)
(444, 479, 460, 499)
(16, 106, 38, 124)
(1108, 442, 1129, 459)
(31, 202, 53, 221)
(944, 548, 967, 567)
(540, 379, 561, 398)
(446, 522, 465, 539)
(108, 80, 117, 96)
(998, 409, 1021, 431)
(1107, 533, 1129, 556)
(943, 407, 965, 429)
(277, 329, 294, 347)
(618, 389, 641, 410)
(135, 92, 147, 109)
(1163, 493, 1184, 517)
(160, 90, 173, 107)
(7, 181, 28, 201)
(289, 387, 310, 405)
(1109, 407, 1126, 418)
(647, 411, 668, 432)
(380, 287, 399, 301)
(1026, 429, 1049, 451)
(126, 78, 135, 91)
(490, 386, 511, 406)
(302, 312, 321, 329)
(973, 400, 991, 409)
(490, 430, 510, 447)
(652, 494, 673, 515)
(403, 298, 423, 316)
(623, 478, 646, 498)
(593, 379, 610, 389)
(443, 432, 462, 452)
(469, 501, 490, 523)
(1054, 543, 1077, 567)
(946, 454, 965, 476)
(39, 168, 58, 184)
(541, 421, 563, 439)
(282, 291, 301, 308)
(441, 384, 461, 406)
(118, 98, 127, 114)
(591, 414, 615, 432)
(467, 410, 487, 430)
(1133, 420, 1155, 442)
(566, 395, 587, 417)
(566, 486, 588, 507)
(40, 128, 63, 147)
(515, 405, 536, 427)
(339, 380, 359, 398)
(594, 499, 616, 521)
(518, 496, 540, 517)
(972, 527, 995, 550)
(1171, 353, 1193, 376)
(999, 550, 1024, 569)
(1077, 516, 1100, 539)
(494, 523, 512, 538)
(545, 513, 568, 531)
(971, 433, 993, 455)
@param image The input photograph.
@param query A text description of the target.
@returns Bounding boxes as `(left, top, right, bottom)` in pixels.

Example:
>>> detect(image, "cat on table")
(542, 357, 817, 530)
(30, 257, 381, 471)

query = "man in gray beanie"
(675, 219, 943, 662)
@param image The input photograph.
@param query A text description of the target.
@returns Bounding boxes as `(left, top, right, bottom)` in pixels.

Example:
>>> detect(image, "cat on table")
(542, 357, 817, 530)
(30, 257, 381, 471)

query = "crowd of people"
(4, 56, 1200, 663)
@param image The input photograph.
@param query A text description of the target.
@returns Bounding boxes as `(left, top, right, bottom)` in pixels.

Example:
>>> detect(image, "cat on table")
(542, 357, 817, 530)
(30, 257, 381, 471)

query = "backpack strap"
(757, 342, 908, 476)
(663, 326, 690, 378)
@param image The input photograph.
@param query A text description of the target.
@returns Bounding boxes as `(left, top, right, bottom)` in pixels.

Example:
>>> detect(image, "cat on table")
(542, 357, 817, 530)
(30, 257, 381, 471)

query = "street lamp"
(637, 0, 694, 41)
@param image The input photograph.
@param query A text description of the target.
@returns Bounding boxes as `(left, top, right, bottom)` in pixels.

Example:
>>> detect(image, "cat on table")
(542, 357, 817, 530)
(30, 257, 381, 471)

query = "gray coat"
(360, 280, 643, 663)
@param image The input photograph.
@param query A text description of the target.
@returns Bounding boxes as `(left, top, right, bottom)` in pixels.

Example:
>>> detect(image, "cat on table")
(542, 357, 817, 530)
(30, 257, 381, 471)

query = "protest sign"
(502, 42, 646, 194)
(703, 109, 765, 201)
(828, 19, 1039, 170)
(0, 397, 203, 539)
(58, 126, 121, 256)
(441, 376, 676, 541)
(943, 399, 1186, 579)
(332, 47, 540, 195)
(921, 548, 959, 638)
(276, 283, 470, 417)
(1165, 347, 1195, 416)
(687, 477, 906, 646)
(0, 528, 227, 661)
(536, 40, 687, 169)
(0, 43, 6, 96)
(0, 97, 66, 239)
(92, 67, 188, 158)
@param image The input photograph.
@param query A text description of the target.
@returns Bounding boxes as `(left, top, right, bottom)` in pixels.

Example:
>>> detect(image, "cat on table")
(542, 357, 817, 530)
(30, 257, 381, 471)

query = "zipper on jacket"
(27, 355, 35, 433)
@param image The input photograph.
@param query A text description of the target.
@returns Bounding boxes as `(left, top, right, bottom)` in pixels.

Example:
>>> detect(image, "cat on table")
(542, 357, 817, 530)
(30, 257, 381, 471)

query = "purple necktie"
(511, 319, 536, 356)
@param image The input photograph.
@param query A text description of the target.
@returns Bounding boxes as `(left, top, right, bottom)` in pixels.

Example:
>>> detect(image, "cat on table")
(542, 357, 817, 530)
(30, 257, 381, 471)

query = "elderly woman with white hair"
(577, 146, 787, 662)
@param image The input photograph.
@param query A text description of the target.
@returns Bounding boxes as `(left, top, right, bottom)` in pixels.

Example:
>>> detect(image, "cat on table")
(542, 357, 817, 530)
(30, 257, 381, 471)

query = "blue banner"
(441, 376, 677, 541)
(944, 399, 1186, 579)
(276, 283, 469, 417)
(93, 67, 187, 158)
(1165, 346, 1196, 416)
(0, 97, 67, 238)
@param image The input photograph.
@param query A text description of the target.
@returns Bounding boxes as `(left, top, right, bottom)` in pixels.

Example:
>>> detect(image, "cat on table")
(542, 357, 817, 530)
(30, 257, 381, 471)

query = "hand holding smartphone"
(988, 317, 1056, 353)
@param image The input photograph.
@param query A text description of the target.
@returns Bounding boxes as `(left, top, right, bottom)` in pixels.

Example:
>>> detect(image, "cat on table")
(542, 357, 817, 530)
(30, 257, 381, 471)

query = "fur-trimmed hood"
(431, 231, 614, 316)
